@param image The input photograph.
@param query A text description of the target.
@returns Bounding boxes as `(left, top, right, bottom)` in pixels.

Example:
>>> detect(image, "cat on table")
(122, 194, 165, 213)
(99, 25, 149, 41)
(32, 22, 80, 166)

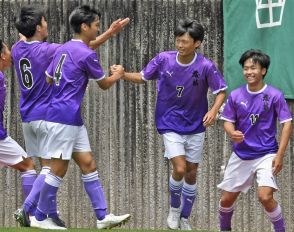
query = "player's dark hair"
(69, 5, 101, 33)
(14, 5, 45, 38)
(239, 49, 270, 77)
(174, 18, 204, 42)
(0, 39, 3, 53)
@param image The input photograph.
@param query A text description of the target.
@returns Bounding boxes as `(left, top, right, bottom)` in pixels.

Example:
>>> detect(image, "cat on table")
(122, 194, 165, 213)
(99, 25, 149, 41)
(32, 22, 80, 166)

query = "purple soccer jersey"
(45, 39, 105, 126)
(12, 41, 61, 122)
(141, 51, 227, 135)
(221, 84, 292, 160)
(0, 72, 7, 140)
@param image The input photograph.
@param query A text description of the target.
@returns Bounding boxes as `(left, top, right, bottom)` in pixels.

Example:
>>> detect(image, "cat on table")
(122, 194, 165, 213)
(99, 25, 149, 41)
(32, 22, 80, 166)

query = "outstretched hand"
(108, 18, 130, 36)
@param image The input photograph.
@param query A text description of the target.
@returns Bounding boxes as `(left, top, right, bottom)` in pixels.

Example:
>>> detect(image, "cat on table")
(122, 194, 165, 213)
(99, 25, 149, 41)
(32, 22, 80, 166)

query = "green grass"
(0, 228, 213, 232)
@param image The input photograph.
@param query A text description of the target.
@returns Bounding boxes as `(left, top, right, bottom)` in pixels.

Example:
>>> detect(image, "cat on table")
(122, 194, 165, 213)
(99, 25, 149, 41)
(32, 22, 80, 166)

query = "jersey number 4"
(19, 58, 34, 89)
(54, 54, 67, 86)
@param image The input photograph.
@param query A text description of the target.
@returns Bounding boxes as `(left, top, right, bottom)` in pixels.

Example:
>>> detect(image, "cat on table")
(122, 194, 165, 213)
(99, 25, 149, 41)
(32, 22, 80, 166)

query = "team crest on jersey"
(262, 94, 270, 110)
(192, 70, 199, 86)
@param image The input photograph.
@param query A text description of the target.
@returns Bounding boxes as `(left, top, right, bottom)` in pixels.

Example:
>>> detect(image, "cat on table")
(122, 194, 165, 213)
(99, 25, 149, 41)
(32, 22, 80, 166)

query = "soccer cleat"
(51, 216, 66, 228)
(180, 217, 192, 230)
(30, 217, 67, 230)
(167, 207, 181, 229)
(14, 207, 30, 227)
(96, 213, 131, 229)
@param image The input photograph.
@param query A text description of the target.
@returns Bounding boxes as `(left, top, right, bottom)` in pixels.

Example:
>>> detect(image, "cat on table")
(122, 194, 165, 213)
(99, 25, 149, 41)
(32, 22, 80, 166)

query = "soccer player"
(0, 39, 38, 204)
(111, 18, 227, 230)
(12, 4, 129, 228)
(30, 5, 130, 230)
(218, 49, 292, 232)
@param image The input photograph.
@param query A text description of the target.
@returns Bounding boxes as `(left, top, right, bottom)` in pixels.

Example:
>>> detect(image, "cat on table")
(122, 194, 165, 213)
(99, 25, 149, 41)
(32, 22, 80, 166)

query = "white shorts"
(163, 132, 205, 163)
(22, 120, 50, 159)
(0, 136, 27, 168)
(45, 122, 91, 160)
(217, 152, 278, 193)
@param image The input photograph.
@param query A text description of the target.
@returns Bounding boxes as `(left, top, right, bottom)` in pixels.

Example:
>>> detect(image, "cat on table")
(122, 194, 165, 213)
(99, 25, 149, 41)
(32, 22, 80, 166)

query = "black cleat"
(14, 207, 30, 227)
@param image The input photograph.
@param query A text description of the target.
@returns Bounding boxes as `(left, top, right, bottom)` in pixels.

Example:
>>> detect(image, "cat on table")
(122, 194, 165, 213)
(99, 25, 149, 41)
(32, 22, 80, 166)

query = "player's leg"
(163, 132, 186, 229)
(32, 122, 74, 230)
(180, 161, 198, 230)
(256, 154, 285, 232)
(219, 190, 240, 231)
(2, 136, 37, 201)
(178, 132, 204, 230)
(11, 156, 36, 199)
(72, 125, 130, 229)
(217, 152, 255, 231)
(32, 158, 68, 230)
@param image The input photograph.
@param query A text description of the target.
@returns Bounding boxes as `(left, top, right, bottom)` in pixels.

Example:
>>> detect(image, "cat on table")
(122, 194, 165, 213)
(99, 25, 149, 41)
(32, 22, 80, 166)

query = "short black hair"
(174, 18, 204, 42)
(69, 5, 101, 33)
(239, 49, 270, 77)
(14, 5, 45, 38)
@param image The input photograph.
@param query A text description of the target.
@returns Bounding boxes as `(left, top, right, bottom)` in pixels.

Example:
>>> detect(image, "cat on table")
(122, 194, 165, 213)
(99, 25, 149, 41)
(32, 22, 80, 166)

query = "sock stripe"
(82, 171, 99, 182)
(21, 169, 37, 177)
(40, 166, 51, 175)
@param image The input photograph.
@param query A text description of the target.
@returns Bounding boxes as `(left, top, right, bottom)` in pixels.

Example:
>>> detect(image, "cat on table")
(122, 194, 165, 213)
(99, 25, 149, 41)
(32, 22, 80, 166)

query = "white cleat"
(180, 217, 192, 230)
(96, 213, 131, 229)
(30, 217, 67, 230)
(167, 207, 181, 229)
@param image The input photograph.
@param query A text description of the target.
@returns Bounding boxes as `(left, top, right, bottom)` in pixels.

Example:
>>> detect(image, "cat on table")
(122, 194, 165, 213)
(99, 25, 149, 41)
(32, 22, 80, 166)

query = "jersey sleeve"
(220, 94, 236, 123)
(141, 54, 163, 81)
(206, 62, 227, 94)
(45, 43, 62, 61)
(45, 60, 54, 79)
(274, 93, 292, 123)
(84, 53, 105, 81)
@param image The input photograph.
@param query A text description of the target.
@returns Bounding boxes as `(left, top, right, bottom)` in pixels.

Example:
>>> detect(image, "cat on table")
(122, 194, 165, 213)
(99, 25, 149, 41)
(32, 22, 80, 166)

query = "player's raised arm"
(89, 18, 130, 49)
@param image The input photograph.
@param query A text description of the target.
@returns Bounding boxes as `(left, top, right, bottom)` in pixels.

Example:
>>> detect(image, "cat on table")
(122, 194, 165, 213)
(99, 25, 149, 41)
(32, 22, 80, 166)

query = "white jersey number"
(53, 54, 67, 86)
(249, 114, 259, 125)
(176, 86, 184, 97)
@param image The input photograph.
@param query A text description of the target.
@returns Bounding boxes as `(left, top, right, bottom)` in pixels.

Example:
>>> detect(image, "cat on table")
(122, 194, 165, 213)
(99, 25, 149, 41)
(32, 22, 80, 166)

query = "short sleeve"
(84, 53, 105, 80)
(274, 93, 292, 123)
(141, 54, 163, 81)
(220, 94, 236, 123)
(206, 62, 227, 94)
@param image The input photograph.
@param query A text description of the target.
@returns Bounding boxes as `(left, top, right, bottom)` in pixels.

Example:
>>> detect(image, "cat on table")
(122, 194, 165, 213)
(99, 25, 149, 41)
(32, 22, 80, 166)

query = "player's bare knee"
(258, 193, 274, 206)
(79, 159, 96, 174)
(173, 165, 186, 177)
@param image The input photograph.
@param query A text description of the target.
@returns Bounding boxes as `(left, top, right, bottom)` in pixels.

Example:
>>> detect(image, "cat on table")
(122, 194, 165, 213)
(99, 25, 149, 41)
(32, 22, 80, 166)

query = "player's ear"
(194, 40, 201, 49)
(81, 23, 88, 32)
(261, 67, 266, 76)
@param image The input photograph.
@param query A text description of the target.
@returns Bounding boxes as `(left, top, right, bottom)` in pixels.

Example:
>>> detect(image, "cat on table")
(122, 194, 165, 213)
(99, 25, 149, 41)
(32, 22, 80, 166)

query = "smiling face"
(175, 32, 201, 58)
(243, 58, 266, 90)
